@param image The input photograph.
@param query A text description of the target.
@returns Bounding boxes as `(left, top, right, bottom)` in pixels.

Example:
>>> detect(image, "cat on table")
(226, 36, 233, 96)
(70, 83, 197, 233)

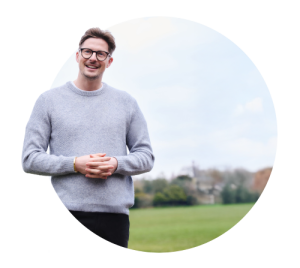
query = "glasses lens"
(81, 49, 92, 59)
(97, 51, 107, 61)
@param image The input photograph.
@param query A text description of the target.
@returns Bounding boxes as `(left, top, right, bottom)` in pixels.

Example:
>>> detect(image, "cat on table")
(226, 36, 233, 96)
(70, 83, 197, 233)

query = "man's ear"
(76, 51, 79, 63)
(106, 57, 113, 68)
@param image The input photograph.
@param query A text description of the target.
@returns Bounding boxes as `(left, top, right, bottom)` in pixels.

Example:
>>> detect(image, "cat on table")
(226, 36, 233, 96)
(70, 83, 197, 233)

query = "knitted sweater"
(22, 81, 154, 215)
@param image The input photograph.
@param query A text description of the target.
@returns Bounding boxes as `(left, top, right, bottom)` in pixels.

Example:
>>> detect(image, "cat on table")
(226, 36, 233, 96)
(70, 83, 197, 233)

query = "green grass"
(128, 203, 255, 252)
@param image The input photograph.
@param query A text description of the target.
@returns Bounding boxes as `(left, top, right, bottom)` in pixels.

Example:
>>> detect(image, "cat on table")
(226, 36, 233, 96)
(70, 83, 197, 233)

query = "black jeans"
(69, 210, 130, 248)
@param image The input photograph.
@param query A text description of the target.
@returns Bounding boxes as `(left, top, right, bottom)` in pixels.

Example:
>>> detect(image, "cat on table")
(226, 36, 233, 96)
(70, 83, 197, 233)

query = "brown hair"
(79, 27, 116, 55)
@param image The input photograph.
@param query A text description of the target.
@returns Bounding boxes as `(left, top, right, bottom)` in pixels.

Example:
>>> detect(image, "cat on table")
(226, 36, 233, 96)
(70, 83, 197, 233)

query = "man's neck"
(73, 76, 103, 91)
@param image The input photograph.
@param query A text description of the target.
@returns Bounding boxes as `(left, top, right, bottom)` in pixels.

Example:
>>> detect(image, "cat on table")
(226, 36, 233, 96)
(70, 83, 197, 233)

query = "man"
(22, 28, 155, 248)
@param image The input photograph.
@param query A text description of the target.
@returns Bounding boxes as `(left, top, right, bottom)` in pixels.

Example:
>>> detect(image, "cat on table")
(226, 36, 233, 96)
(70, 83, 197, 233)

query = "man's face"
(76, 38, 113, 80)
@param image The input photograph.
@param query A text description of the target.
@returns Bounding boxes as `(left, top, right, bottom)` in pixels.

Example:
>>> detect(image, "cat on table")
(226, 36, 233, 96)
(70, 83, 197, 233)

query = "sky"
(51, 17, 277, 179)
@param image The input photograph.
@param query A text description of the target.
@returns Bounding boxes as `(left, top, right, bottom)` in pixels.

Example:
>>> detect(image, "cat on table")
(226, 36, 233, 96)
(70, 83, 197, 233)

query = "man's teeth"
(87, 66, 98, 69)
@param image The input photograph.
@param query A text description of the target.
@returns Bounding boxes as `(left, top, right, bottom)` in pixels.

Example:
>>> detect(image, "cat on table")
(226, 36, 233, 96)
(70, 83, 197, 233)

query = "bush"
(221, 184, 236, 204)
(186, 195, 198, 206)
(153, 185, 187, 206)
(132, 192, 153, 208)
(142, 178, 169, 194)
(153, 192, 169, 206)
(221, 183, 260, 204)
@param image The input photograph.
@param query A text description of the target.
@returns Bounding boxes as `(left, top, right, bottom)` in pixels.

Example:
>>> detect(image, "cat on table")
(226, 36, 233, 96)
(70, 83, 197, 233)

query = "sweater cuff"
(114, 156, 126, 174)
(68, 156, 78, 173)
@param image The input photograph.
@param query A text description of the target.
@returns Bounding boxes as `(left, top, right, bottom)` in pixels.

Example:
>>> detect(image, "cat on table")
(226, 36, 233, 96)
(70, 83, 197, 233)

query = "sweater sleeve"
(22, 94, 75, 176)
(114, 99, 155, 176)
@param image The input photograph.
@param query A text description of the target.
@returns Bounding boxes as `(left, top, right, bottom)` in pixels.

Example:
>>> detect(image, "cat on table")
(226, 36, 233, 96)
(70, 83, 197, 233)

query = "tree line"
(132, 168, 262, 208)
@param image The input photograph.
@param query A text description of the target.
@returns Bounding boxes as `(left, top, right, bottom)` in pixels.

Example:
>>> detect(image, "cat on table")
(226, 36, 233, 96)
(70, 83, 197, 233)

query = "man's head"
(76, 28, 116, 81)
(79, 28, 116, 55)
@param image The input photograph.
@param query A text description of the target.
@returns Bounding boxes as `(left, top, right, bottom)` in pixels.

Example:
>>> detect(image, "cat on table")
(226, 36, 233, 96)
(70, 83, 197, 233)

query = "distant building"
(193, 171, 223, 204)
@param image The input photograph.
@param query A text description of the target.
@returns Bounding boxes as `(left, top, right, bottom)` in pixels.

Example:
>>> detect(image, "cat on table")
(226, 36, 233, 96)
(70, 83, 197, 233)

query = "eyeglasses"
(79, 48, 111, 61)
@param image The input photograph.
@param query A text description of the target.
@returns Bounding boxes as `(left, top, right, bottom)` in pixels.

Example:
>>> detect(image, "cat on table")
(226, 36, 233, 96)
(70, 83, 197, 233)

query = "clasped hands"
(75, 153, 118, 179)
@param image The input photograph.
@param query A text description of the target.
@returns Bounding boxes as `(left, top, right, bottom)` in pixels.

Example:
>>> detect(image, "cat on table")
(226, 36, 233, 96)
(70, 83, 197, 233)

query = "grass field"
(128, 203, 255, 252)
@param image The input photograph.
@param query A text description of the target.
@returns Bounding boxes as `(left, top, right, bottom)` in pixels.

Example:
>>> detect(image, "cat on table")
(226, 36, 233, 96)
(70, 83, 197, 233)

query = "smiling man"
(22, 28, 155, 248)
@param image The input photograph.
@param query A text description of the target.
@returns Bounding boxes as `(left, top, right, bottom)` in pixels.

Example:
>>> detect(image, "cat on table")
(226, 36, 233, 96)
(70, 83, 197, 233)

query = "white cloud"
(220, 136, 277, 157)
(234, 97, 263, 116)
(209, 123, 250, 142)
(266, 137, 278, 154)
(234, 104, 245, 116)
(245, 97, 263, 112)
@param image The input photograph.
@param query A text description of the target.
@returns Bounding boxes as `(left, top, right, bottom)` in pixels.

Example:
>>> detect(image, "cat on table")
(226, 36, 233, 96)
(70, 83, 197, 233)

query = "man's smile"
(86, 65, 99, 70)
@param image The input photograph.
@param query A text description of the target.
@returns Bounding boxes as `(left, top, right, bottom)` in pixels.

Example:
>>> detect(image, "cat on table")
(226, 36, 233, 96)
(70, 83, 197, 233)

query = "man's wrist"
(112, 157, 118, 173)
(74, 157, 78, 173)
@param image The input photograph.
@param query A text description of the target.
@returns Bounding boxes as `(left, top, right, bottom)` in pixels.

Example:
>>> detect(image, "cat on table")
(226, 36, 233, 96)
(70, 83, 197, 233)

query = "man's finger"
(86, 162, 114, 168)
(85, 167, 112, 174)
(88, 157, 111, 162)
(90, 153, 106, 158)
(86, 163, 113, 169)
(86, 168, 98, 174)
(85, 168, 111, 176)
(86, 172, 111, 178)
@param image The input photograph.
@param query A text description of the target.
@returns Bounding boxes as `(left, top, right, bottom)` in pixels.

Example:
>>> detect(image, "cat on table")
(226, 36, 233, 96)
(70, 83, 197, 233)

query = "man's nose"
(90, 52, 98, 61)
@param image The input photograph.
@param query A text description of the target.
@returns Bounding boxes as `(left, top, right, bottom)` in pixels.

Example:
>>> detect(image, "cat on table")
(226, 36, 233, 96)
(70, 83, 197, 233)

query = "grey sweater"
(22, 81, 154, 215)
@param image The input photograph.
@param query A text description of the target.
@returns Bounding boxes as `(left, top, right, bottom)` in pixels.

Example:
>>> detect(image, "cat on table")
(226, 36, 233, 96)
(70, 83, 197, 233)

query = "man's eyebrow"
(91, 49, 105, 52)
(83, 47, 106, 52)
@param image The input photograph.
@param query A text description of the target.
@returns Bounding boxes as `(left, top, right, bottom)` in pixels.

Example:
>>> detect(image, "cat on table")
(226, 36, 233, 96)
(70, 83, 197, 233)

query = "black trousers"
(69, 210, 130, 248)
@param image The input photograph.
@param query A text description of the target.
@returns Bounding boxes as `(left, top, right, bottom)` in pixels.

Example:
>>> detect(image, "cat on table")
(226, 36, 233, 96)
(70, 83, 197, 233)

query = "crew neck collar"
(67, 81, 107, 96)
